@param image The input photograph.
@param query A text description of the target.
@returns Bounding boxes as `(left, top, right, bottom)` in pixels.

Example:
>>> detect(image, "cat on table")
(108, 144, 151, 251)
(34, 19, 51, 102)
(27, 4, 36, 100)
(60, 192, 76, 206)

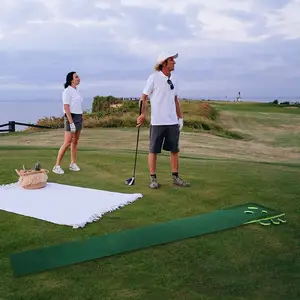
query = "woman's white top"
(62, 86, 83, 114)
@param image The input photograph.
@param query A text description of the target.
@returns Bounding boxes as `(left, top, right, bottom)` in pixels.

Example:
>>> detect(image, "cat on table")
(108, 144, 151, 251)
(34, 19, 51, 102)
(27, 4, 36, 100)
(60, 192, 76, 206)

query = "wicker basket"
(15, 168, 49, 190)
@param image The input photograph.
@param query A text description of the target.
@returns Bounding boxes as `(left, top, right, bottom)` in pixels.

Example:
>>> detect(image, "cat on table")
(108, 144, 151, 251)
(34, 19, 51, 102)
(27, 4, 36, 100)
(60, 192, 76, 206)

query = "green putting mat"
(10, 202, 285, 277)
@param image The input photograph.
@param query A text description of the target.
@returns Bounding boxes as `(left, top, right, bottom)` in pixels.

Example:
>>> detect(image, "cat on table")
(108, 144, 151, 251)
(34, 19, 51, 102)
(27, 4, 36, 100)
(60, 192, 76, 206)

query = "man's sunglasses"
(167, 79, 174, 90)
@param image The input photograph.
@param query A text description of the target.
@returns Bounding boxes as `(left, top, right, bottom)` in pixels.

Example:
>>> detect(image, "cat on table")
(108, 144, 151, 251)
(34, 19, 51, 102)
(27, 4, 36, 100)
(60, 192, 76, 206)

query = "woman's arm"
(64, 104, 73, 124)
(62, 89, 73, 123)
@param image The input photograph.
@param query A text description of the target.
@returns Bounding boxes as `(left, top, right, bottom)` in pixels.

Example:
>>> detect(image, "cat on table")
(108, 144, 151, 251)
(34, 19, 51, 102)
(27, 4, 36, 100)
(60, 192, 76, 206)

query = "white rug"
(0, 182, 143, 228)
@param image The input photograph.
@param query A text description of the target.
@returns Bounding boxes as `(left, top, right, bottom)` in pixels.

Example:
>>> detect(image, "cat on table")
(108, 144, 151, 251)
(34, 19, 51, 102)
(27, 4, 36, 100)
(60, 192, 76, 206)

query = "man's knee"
(149, 146, 161, 154)
(149, 152, 157, 158)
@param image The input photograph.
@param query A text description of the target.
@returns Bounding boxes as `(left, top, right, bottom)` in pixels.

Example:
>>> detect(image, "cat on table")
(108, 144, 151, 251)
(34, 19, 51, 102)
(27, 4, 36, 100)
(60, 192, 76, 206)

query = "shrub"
(196, 103, 218, 120)
(121, 100, 140, 111)
(27, 98, 244, 140)
(40, 116, 64, 128)
(184, 116, 223, 132)
(180, 100, 219, 121)
(83, 114, 150, 128)
(92, 96, 121, 112)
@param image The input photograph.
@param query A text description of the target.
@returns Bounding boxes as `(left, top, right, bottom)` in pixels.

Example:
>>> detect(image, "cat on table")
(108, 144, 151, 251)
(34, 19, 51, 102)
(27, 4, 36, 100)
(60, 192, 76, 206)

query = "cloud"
(0, 0, 299, 101)
(255, 0, 291, 10)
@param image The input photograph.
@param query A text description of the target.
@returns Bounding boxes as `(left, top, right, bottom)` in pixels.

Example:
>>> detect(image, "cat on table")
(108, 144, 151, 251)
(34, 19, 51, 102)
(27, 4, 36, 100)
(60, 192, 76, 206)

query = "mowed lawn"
(0, 146, 299, 300)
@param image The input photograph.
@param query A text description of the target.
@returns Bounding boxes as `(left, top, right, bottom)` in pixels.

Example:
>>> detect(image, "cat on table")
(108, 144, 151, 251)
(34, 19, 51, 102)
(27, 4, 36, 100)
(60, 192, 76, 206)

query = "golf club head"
(125, 177, 135, 186)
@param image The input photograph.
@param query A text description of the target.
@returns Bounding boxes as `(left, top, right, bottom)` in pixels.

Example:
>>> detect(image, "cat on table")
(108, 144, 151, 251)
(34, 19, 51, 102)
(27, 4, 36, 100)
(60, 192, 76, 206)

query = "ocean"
(0, 96, 299, 132)
(0, 99, 93, 132)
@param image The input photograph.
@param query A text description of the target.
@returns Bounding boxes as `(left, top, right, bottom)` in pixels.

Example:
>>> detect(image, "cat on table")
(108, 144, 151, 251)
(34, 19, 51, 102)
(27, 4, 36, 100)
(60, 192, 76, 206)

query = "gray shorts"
(149, 124, 180, 154)
(64, 113, 83, 132)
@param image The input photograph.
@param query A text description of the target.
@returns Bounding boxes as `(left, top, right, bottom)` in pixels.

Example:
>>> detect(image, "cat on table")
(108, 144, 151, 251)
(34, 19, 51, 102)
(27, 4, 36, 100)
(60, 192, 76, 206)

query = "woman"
(52, 71, 83, 175)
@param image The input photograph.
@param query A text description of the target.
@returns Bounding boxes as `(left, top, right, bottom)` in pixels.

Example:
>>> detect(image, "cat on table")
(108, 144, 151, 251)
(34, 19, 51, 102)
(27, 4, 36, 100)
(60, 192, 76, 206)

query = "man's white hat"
(156, 52, 178, 65)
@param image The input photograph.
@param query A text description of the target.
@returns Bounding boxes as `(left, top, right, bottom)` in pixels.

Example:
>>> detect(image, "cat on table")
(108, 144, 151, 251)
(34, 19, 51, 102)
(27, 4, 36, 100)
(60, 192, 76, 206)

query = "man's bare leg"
(148, 152, 157, 175)
(148, 152, 159, 188)
(170, 151, 190, 187)
(170, 151, 179, 173)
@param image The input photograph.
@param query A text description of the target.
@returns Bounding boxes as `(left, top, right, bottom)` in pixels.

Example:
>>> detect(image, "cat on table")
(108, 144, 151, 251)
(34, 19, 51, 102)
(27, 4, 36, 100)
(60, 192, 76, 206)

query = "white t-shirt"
(62, 86, 83, 114)
(143, 71, 178, 125)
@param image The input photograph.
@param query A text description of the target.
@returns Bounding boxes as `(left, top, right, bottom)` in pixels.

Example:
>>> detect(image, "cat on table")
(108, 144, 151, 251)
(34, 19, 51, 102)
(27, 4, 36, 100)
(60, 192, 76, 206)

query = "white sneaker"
(69, 163, 80, 171)
(52, 165, 64, 175)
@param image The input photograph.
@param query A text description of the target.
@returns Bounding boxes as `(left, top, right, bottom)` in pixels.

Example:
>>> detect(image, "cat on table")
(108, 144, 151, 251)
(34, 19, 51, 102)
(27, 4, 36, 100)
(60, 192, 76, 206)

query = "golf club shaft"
(132, 100, 143, 177)
(132, 127, 140, 177)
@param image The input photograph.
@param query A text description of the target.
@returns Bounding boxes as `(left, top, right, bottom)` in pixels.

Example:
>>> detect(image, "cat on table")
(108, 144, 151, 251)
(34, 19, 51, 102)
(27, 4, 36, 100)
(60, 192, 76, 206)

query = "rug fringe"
(0, 182, 19, 188)
(72, 194, 143, 229)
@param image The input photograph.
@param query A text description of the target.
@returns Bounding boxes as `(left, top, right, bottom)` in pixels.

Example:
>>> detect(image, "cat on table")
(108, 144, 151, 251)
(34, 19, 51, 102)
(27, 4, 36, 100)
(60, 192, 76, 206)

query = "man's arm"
(175, 95, 183, 119)
(175, 95, 184, 131)
(174, 77, 182, 119)
(140, 93, 147, 116)
(136, 94, 147, 127)
(137, 75, 154, 127)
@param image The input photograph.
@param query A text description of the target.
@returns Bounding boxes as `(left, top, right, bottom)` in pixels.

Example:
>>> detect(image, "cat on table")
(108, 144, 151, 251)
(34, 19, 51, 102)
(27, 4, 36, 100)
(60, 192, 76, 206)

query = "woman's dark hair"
(64, 71, 76, 89)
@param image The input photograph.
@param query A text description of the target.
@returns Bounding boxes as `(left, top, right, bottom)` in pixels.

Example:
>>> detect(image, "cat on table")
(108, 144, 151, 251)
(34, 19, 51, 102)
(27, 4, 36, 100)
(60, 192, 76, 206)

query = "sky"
(0, 0, 300, 102)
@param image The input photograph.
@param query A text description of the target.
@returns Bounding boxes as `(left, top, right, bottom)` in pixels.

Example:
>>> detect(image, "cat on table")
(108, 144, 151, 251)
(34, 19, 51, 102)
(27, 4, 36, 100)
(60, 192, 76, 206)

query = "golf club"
(125, 99, 143, 186)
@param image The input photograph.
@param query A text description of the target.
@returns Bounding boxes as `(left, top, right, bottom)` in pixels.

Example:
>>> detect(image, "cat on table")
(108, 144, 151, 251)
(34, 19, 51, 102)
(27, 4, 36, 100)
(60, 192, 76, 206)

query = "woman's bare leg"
(71, 130, 81, 164)
(55, 132, 72, 166)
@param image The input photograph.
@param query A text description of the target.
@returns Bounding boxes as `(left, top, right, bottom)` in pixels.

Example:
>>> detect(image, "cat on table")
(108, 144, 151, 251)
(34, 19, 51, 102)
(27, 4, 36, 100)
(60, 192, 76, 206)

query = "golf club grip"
(139, 99, 143, 115)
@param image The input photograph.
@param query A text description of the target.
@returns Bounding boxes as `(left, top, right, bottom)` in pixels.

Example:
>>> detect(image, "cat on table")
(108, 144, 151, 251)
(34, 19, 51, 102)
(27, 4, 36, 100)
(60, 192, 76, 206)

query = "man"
(137, 51, 190, 189)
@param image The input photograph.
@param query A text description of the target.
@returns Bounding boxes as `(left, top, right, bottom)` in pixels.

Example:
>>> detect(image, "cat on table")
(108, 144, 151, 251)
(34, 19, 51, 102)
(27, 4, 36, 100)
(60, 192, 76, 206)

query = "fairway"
(0, 102, 299, 300)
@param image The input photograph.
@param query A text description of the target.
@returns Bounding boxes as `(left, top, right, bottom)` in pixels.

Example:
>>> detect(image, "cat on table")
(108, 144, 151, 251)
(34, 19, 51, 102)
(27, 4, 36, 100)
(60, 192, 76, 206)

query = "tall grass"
(26, 99, 244, 139)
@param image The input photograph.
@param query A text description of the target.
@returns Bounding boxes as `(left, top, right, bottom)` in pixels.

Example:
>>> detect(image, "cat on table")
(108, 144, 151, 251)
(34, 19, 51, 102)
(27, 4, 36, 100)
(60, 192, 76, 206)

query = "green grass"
(0, 147, 299, 300)
(270, 132, 300, 148)
(1, 100, 299, 299)
(209, 101, 300, 114)
(225, 111, 300, 129)
(215, 104, 300, 148)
